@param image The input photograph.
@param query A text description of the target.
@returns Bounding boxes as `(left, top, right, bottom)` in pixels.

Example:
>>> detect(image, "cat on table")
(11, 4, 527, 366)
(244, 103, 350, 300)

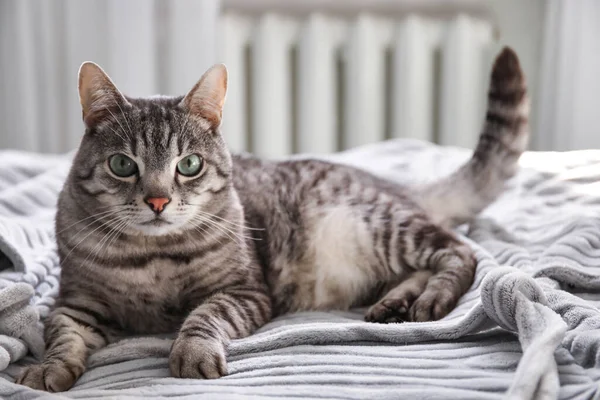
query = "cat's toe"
(365, 298, 409, 323)
(17, 362, 78, 392)
(169, 336, 227, 379)
(409, 289, 456, 322)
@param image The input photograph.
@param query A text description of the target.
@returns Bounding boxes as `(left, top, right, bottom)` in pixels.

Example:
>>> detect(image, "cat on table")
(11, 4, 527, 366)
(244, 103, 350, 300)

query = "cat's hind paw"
(365, 297, 410, 323)
(409, 288, 457, 322)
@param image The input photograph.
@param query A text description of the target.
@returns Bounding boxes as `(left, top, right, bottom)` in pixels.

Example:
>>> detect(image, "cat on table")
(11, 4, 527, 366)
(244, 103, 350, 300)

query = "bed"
(0, 139, 599, 399)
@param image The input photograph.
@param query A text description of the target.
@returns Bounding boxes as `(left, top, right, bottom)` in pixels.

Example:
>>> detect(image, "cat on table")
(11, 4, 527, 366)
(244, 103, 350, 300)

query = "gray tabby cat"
(17, 47, 528, 392)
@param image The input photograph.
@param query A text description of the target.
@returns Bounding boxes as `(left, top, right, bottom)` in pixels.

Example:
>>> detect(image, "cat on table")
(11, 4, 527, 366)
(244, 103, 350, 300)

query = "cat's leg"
(169, 283, 271, 379)
(364, 213, 476, 324)
(16, 304, 111, 392)
(408, 229, 476, 322)
(365, 270, 432, 323)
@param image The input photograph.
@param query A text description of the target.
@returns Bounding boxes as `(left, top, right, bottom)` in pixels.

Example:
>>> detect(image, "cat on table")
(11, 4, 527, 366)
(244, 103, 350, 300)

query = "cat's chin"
(133, 220, 183, 237)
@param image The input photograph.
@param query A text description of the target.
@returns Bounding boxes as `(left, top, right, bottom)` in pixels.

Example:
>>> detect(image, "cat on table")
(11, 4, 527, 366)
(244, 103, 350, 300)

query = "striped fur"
(17, 47, 528, 392)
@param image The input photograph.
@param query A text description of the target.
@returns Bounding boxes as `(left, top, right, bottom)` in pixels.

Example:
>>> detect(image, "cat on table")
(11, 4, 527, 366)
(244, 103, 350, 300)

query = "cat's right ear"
(78, 62, 130, 128)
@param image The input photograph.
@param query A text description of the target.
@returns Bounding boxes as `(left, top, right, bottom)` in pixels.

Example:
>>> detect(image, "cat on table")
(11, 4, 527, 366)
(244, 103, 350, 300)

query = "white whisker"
(195, 216, 239, 243)
(178, 115, 191, 147)
(90, 213, 134, 266)
(59, 210, 123, 246)
(189, 207, 264, 231)
(193, 215, 258, 242)
(106, 107, 130, 143)
(188, 219, 226, 248)
(196, 214, 260, 240)
(114, 99, 134, 140)
(105, 106, 129, 139)
(55, 208, 129, 235)
(95, 204, 134, 210)
(83, 214, 131, 267)
(61, 214, 124, 264)
(105, 123, 127, 143)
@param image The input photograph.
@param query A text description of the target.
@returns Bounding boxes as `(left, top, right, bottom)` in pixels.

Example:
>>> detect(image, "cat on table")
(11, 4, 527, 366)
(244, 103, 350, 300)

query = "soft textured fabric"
(0, 139, 599, 400)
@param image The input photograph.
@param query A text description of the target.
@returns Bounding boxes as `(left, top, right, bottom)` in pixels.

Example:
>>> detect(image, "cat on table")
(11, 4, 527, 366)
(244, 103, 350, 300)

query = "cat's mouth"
(140, 217, 172, 226)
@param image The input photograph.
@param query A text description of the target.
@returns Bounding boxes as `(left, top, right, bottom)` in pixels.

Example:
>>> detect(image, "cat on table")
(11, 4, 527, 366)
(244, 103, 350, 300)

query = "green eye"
(177, 154, 203, 177)
(109, 154, 138, 177)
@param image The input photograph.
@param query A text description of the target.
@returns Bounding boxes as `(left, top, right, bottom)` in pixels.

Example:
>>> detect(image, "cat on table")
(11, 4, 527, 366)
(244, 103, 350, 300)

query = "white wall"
(537, 0, 600, 151)
(488, 0, 546, 150)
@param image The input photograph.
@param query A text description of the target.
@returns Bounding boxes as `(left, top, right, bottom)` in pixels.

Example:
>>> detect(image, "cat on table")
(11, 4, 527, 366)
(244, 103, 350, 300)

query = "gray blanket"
(0, 139, 599, 400)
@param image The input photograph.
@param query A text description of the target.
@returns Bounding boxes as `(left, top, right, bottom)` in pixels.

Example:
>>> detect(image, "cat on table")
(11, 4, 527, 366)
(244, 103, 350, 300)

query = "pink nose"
(145, 197, 170, 213)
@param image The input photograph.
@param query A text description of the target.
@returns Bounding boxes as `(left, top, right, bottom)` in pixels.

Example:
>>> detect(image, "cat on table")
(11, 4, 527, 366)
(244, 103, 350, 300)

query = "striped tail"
(418, 46, 529, 228)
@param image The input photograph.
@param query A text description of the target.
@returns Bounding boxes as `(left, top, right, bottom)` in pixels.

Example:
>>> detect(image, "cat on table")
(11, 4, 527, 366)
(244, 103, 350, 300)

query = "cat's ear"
(78, 62, 130, 127)
(180, 64, 228, 128)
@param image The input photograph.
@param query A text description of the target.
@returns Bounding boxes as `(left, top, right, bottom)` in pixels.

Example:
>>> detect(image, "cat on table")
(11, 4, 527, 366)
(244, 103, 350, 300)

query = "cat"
(17, 47, 528, 392)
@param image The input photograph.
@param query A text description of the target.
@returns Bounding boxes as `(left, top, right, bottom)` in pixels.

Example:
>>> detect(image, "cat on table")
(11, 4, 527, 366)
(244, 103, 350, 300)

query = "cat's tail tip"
(488, 46, 527, 116)
(482, 45, 529, 160)
(492, 47, 524, 84)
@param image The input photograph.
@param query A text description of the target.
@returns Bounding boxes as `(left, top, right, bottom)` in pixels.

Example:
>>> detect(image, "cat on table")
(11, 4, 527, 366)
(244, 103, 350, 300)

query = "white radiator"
(0, 1, 495, 155)
(218, 12, 495, 158)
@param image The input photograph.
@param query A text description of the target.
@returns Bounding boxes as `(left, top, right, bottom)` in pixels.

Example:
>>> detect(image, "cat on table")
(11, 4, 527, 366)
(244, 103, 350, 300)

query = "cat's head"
(69, 62, 233, 236)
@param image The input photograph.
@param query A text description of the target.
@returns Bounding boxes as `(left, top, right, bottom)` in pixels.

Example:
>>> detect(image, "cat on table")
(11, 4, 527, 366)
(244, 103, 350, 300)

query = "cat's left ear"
(180, 64, 228, 128)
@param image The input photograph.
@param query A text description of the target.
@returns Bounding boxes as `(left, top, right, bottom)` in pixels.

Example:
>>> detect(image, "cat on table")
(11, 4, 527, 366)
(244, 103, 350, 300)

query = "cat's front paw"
(16, 362, 79, 392)
(169, 336, 227, 379)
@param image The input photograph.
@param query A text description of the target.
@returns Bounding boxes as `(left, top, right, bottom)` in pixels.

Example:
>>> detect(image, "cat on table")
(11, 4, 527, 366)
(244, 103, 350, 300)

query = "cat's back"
(231, 153, 410, 200)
